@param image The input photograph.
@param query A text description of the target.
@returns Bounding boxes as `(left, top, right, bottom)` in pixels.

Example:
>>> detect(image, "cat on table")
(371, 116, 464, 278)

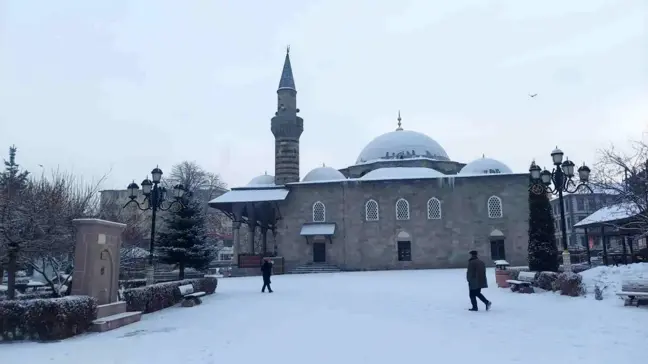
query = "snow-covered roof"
(355, 129, 450, 164)
(459, 156, 512, 175)
(573, 202, 639, 228)
(246, 173, 276, 188)
(300, 223, 336, 236)
(360, 167, 445, 181)
(302, 166, 346, 183)
(208, 188, 289, 204)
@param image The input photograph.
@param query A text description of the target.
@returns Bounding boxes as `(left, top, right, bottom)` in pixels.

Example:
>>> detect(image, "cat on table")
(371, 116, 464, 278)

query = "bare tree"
(592, 140, 648, 233)
(20, 170, 106, 296)
(97, 191, 148, 247)
(167, 161, 227, 198)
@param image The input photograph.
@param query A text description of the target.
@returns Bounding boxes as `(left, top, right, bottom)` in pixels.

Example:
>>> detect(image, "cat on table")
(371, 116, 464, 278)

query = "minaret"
(271, 47, 304, 185)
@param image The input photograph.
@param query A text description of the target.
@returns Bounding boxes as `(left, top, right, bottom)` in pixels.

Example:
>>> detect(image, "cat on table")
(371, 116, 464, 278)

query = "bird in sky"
(529, 93, 538, 98)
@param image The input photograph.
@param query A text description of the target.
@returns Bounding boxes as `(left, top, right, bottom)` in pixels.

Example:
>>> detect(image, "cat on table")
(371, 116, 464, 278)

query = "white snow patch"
(2, 268, 648, 363)
(574, 202, 638, 227)
(580, 263, 648, 301)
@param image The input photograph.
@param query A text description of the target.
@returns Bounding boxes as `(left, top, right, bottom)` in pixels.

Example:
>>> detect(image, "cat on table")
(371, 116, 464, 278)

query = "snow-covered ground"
(580, 262, 648, 301)
(3, 268, 648, 364)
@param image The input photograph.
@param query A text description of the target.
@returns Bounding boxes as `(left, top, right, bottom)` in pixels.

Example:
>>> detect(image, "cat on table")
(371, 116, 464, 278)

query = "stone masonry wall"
(275, 174, 529, 271)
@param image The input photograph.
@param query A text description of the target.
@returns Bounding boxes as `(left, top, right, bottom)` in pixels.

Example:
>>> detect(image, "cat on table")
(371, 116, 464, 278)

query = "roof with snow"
(459, 156, 513, 175)
(208, 188, 289, 205)
(302, 166, 346, 183)
(573, 203, 640, 228)
(355, 129, 450, 165)
(360, 167, 446, 181)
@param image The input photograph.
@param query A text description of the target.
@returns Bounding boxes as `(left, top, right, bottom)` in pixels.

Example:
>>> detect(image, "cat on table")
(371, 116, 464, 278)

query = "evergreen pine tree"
(155, 195, 216, 279)
(528, 178, 559, 272)
(0, 145, 30, 299)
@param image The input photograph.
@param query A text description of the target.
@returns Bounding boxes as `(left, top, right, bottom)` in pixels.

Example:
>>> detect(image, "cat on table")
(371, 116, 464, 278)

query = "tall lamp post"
(124, 167, 186, 285)
(529, 147, 592, 272)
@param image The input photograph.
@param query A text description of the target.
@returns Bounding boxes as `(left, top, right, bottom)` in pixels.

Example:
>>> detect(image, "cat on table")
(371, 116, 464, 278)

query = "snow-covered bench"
(178, 284, 206, 307)
(506, 271, 536, 293)
(616, 278, 648, 307)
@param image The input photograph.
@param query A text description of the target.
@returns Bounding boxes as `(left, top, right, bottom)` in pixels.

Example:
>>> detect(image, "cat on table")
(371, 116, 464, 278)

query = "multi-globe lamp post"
(123, 167, 186, 285)
(528, 147, 592, 272)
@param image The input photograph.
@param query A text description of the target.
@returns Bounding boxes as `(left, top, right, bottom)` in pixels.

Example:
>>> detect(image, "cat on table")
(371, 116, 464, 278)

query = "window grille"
(395, 198, 410, 220)
(365, 199, 379, 221)
(487, 196, 503, 218)
(427, 198, 441, 219)
(313, 201, 326, 222)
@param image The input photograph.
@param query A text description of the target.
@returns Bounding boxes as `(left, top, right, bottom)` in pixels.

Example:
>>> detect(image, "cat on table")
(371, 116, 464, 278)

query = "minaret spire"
(278, 46, 296, 91)
(271, 47, 303, 185)
(396, 110, 403, 131)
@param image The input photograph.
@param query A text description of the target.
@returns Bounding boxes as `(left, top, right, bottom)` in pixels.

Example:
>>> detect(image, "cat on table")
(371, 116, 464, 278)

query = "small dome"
(360, 167, 445, 181)
(247, 173, 275, 186)
(356, 129, 450, 164)
(459, 156, 512, 175)
(302, 166, 346, 182)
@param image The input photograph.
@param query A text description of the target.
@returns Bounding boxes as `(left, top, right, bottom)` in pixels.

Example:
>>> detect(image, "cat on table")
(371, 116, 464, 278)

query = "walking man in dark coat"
(261, 258, 273, 293)
(467, 250, 491, 311)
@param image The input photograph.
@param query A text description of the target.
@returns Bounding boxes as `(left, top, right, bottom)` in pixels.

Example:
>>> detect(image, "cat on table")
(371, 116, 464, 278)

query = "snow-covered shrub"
(553, 272, 586, 297)
(190, 276, 218, 294)
(507, 267, 530, 281)
(0, 290, 55, 302)
(0, 295, 97, 341)
(119, 279, 147, 289)
(123, 277, 218, 313)
(535, 271, 559, 291)
(123, 281, 184, 313)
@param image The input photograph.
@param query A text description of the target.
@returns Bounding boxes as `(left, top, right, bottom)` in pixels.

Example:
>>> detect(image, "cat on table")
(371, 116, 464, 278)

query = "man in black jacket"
(466, 250, 491, 311)
(261, 258, 273, 293)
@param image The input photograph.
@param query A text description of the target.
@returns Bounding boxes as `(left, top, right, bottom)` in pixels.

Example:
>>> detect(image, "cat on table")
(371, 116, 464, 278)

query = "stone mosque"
(209, 50, 530, 272)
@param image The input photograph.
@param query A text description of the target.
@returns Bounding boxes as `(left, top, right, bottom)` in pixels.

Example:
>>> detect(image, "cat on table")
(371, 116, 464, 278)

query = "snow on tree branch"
(592, 140, 648, 232)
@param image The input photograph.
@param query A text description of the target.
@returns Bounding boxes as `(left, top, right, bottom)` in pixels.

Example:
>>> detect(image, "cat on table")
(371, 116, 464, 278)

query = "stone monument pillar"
(71, 219, 126, 305)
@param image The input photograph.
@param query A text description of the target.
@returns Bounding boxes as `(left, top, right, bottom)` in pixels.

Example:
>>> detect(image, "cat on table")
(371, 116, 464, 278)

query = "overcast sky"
(1, 0, 646, 189)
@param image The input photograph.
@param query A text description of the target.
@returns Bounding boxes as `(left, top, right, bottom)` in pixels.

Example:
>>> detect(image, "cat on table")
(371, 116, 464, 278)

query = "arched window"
(312, 201, 326, 222)
(365, 199, 379, 221)
(427, 198, 442, 219)
(395, 198, 410, 220)
(487, 196, 503, 218)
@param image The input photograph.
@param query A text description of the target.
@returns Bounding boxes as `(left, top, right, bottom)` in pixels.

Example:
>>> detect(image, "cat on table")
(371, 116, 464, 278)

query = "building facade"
(210, 50, 532, 272)
(550, 192, 617, 250)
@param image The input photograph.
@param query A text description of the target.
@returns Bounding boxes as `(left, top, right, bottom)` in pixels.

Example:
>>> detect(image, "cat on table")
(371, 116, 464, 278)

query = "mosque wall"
(275, 174, 530, 272)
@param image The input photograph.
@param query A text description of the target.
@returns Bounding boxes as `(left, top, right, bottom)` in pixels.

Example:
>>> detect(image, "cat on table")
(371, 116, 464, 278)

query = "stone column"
(232, 221, 241, 265)
(261, 227, 268, 254)
(248, 224, 256, 254)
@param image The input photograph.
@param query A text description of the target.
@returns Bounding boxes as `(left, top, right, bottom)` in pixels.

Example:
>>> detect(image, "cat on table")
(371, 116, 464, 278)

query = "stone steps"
(91, 311, 143, 332)
(290, 263, 342, 274)
(91, 301, 142, 332)
(97, 301, 127, 319)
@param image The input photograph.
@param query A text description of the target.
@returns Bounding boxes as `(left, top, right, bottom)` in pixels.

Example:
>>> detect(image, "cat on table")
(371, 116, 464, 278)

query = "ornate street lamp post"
(529, 147, 592, 272)
(124, 167, 186, 285)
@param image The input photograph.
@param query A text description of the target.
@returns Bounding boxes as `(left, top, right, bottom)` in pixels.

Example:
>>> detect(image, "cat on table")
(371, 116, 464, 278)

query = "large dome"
(302, 166, 346, 182)
(356, 129, 450, 164)
(459, 156, 512, 175)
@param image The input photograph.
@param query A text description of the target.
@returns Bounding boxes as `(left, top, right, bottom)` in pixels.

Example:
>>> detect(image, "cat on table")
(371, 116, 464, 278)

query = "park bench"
(616, 278, 648, 307)
(506, 271, 536, 293)
(178, 284, 206, 307)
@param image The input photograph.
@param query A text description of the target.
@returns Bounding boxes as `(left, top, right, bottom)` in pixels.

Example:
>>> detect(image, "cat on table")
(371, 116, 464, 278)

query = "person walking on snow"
(261, 258, 274, 293)
(467, 250, 491, 311)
